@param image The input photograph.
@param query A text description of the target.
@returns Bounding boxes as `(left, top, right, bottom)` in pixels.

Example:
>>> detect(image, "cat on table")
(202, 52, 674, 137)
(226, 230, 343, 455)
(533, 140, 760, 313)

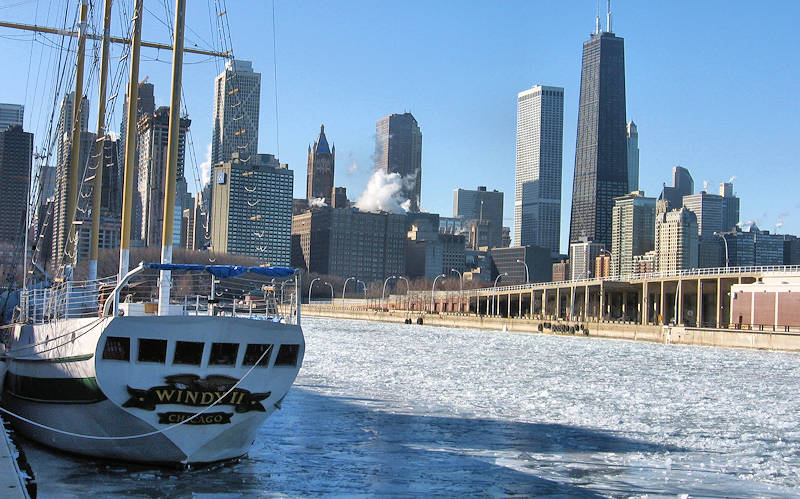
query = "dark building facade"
(658, 166, 694, 212)
(292, 207, 406, 283)
(306, 125, 335, 204)
(375, 113, 422, 212)
(569, 29, 628, 248)
(0, 126, 32, 253)
(489, 245, 551, 284)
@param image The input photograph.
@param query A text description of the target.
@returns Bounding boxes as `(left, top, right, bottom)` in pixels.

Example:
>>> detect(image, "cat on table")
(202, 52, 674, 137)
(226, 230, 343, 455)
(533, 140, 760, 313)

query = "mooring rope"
(0, 344, 274, 440)
(5, 317, 106, 356)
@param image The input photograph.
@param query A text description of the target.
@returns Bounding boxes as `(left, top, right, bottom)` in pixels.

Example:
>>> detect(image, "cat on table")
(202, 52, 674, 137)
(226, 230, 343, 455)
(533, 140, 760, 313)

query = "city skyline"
(0, 1, 798, 254)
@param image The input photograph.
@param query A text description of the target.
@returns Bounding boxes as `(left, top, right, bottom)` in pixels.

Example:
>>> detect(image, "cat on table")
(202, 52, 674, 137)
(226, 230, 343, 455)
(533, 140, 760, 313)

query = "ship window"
(209, 343, 238, 366)
(102, 337, 130, 361)
(275, 344, 299, 366)
(174, 341, 204, 365)
(138, 339, 167, 363)
(243, 344, 272, 367)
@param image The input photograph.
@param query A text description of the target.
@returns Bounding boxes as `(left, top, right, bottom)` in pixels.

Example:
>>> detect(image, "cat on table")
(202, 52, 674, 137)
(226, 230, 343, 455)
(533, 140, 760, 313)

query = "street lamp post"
(382, 275, 397, 309)
(493, 272, 508, 316)
(397, 276, 410, 310)
(342, 277, 356, 300)
(431, 273, 445, 313)
(324, 282, 334, 302)
(714, 231, 729, 268)
(450, 268, 463, 312)
(308, 277, 321, 304)
(515, 259, 529, 283)
(357, 280, 366, 299)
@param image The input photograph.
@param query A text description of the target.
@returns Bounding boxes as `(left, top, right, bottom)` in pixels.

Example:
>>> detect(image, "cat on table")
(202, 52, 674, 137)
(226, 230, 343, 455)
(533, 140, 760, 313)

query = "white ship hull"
(2, 315, 304, 465)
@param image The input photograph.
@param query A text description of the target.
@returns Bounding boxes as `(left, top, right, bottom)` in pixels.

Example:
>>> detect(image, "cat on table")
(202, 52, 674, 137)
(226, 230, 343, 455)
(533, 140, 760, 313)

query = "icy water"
(19, 317, 800, 497)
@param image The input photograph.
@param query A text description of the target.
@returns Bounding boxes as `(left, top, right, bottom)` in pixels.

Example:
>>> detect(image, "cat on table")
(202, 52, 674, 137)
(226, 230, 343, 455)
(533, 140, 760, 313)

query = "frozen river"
(21, 317, 800, 497)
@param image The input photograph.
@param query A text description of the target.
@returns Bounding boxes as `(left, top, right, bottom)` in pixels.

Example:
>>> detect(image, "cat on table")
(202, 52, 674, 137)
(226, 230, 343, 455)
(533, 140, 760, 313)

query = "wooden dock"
(0, 418, 31, 499)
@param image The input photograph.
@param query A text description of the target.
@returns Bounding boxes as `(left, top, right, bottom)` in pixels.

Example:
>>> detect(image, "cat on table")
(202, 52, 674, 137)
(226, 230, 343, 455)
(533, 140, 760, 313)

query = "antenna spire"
(595, 0, 601, 34)
(606, 0, 612, 33)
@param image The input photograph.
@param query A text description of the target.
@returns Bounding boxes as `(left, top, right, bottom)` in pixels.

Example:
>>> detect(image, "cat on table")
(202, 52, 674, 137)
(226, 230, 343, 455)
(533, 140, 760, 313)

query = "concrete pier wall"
(303, 305, 800, 353)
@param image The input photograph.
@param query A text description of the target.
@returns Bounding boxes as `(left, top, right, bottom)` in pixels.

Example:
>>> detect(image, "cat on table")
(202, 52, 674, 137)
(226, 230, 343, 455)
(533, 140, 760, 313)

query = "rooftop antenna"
(606, 0, 613, 33)
(595, 0, 601, 34)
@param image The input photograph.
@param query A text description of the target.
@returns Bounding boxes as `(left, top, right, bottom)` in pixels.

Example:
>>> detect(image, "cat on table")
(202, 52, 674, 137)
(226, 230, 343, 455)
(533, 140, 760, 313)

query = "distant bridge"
(393, 266, 800, 329)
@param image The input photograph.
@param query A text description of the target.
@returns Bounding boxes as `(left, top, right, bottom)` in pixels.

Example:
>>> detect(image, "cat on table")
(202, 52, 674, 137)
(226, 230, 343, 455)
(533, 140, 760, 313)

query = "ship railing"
(19, 276, 116, 324)
(102, 264, 301, 325)
(19, 266, 301, 325)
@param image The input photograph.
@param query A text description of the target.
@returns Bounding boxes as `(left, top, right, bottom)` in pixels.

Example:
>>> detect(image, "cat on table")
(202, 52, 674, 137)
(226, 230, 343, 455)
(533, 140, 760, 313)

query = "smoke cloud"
(355, 169, 411, 214)
(199, 143, 212, 186)
(309, 197, 327, 208)
(728, 175, 737, 183)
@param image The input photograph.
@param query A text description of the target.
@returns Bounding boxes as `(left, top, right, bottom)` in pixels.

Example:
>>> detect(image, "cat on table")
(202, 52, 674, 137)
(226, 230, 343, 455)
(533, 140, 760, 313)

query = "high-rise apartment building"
(0, 126, 33, 247)
(306, 125, 335, 204)
(569, 21, 628, 249)
(569, 240, 605, 280)
(453, 186, 504, 250)
(118, 81, 155, 178)
(654, 208, 698, 272)
(50, 92, 91, 271)
(136, 106, 190, 247)
(626, 121, 639, 192)
(211, 153, 293, 265)
(211, 60, 260, 167)
(610, 191, 655, 277)
(0, 103, 24, 131)
(658, 166, 694, 212)
(515, 85, 564, 254)
(375, 113, 422, 212)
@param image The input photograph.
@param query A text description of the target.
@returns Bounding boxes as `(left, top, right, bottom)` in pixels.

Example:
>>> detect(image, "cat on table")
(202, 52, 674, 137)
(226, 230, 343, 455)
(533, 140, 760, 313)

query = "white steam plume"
(728, 175, 737, 183)
(355, 170, 411, 214)
(309, 197, 327, 208)
(199, 143, 212, 186)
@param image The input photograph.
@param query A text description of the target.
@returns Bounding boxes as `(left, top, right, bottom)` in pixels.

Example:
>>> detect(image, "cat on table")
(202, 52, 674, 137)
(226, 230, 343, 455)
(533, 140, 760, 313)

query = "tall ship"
(0, 0, 304, 465)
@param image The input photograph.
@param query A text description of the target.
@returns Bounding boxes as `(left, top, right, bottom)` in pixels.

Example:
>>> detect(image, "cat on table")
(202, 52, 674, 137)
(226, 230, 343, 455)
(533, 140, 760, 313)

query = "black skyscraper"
(569, 26, 628, 248)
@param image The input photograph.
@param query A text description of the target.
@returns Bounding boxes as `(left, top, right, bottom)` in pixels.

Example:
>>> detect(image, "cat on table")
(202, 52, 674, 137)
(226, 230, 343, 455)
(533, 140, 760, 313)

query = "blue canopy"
(145, 263, 296, 278)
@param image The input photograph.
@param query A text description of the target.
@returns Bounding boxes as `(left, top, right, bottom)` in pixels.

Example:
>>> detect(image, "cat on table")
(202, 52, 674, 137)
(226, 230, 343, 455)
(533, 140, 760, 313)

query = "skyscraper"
(626, 121, 639, 191)
(51, 92, 91, 272)
(211, 153, 293, 265)
(610, 190, 655, 277)
(453, 186, 504, 250)
(118, 81, 155, 176)
(306, 125, 335, 204)
(136, 106, 190, 247)
(654, 208, 698, 272)
(0, 103, 24, 131)
(211, 59, 261, 167)
(569, 13, 628, 248)
(658, 166, 694, 212)
(514, 85, 564, 254)
(0, 125, 32, 245)
(375, 113, 422, 212)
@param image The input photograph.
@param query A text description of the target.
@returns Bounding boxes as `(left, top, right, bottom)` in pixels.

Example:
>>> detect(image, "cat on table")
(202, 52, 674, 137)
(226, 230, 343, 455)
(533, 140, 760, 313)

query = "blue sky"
(1, 0, 799, 253)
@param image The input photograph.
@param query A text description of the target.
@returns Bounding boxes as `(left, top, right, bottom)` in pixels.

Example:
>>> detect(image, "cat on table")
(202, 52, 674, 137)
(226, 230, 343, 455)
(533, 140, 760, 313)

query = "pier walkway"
(0, 418, 30, 498)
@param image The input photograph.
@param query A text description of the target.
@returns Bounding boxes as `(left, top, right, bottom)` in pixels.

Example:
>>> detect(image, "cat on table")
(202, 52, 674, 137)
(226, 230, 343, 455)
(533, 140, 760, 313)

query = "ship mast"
(63, 0, 89, 275)
(157, 0, 187, 315)
(87, 0, 114, 281)
(117, 0, 143, 282)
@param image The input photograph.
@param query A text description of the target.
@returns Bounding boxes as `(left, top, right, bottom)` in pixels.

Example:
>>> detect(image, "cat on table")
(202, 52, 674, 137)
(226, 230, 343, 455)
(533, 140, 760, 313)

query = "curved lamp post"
(308, 277, 321, 304)
(342, 276, 356, 300)
(493, 272, 508, 315)
(515, 259, 529, 283)
(357, 280, 366, 299)
(430, 273, 446, 313)
(382, 275, 397, 309)
(397, 276, 410, 311)
(450, 268, 463, 312)
(323, 281, 334, 301)
(714, 231, 729, 268)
